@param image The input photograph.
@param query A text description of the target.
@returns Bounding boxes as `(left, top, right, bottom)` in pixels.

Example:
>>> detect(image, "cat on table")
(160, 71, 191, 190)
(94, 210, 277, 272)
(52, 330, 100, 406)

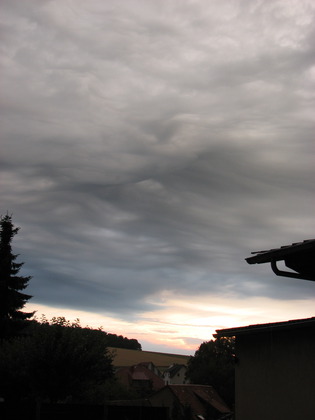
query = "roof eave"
(245, 239, 315, 281)
(215, 317, 315, 338)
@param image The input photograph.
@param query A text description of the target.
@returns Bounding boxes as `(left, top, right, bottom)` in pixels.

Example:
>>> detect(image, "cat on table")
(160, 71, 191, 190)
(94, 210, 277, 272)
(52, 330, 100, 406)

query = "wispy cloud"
(2, 0, 315, 353)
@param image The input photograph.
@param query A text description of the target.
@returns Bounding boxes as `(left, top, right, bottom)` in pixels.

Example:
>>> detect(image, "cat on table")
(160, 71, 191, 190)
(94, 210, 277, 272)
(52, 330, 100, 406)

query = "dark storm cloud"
(1, 0, 315, 319)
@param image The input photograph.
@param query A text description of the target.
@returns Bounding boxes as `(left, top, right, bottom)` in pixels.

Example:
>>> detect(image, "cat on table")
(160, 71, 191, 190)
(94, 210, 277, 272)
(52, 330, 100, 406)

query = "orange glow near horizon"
(25, 292, 315, 354)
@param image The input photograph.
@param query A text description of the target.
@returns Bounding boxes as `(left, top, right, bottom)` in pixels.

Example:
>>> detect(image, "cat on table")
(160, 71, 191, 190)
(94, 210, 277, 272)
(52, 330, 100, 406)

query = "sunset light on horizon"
(26, 291, 315, 354)
(2, 0, 315, 357)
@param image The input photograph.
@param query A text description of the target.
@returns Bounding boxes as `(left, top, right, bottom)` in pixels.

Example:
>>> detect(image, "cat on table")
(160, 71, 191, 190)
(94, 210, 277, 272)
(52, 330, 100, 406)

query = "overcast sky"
(1, 0, 315, 354)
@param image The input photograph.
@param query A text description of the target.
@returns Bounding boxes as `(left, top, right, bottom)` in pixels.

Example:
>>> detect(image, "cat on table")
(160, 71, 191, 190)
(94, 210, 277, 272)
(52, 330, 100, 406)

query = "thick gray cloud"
(1, 0, 315, 322)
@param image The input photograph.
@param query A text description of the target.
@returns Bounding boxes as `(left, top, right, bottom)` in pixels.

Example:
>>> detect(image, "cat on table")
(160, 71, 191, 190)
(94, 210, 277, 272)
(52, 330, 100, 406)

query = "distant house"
(116, 362, 165, 396)
(163, 363, 189, 385)
(216, 317, 315, 420)
(149, 384, 232, 420)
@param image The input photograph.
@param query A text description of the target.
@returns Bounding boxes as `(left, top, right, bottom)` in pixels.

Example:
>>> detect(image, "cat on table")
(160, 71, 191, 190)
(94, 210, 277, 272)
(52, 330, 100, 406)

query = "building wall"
(164, 366, 188, 385)
(171, 366, 188, 384)
(149, 388, 174, 418)
(235, 325, 315, 420)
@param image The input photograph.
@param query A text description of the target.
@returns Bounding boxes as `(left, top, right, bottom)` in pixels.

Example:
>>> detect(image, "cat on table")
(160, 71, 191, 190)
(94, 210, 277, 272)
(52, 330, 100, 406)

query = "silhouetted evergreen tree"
(0, 214, 33, 338)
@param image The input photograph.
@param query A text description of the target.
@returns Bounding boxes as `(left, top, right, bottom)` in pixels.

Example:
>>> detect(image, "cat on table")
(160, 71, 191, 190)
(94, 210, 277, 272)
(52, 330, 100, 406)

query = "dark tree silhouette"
(186, 337, 235, 408)
(0, 214, 33, 338)
(0, 316, 115, 403)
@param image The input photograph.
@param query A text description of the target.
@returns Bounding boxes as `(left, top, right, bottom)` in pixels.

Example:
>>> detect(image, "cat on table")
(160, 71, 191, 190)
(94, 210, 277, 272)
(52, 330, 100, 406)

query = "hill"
(108, 347, 190, 371)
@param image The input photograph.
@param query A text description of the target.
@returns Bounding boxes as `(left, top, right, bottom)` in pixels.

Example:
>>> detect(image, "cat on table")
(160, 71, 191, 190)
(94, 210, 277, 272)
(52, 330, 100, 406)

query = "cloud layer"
(2, 0, 315, 351)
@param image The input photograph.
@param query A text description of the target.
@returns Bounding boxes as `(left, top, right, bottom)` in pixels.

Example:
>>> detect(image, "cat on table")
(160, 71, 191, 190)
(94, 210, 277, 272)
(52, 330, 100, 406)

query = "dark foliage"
(0, 214, 33, 338)
(0, 402, 169, 420)
(186, 337, 235, 407)
(0, 315, 143, 403)
(0, 317, 115, 403)
(0, 216, 142, 404)
(28, 316, 142, 350)
(105, 333, 142, 350)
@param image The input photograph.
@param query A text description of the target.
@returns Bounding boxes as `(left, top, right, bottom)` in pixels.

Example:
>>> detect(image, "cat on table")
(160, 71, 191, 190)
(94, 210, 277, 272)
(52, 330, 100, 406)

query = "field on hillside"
(108, 347, 191, 370)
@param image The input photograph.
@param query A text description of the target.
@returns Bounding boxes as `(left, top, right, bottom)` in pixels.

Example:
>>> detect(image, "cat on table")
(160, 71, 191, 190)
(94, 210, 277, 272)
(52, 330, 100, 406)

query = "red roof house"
(149, 384, 232, 420)
(116, 362, 165, 397)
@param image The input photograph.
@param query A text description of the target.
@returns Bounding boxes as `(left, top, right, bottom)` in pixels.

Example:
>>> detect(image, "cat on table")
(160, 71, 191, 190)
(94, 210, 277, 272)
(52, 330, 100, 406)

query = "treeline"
(0, 316, 142, 404)
(0, 215, 142, 404)
(0, 214, 141, 352)
(28, 316, 142, 351)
